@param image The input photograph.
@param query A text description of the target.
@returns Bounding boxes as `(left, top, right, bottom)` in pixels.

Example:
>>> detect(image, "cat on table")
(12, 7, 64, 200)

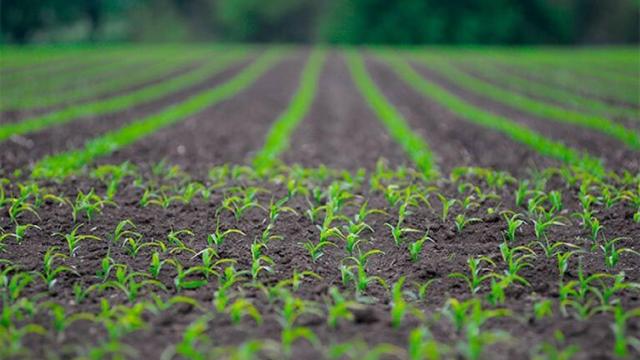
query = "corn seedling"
(556, 250, 578, 280)
(590, 272, 640, 307)
(499, 242, 535, 287)
(502, 212, 525, 242)
(70, 189, 114, 222)
(1, 223, 40, 244)
(611, 305, 640, 358)
(600, 237, 639, 270)
(514, 180, 531, 208)
(449, 256, 497, 295)
(532, 215, 566, 240)
(170, 261, 210, 291)
(300, 239, 338, 262)
(228, 299, 262, 326)
(267, 196, 297, 224)
(36, 247, 79, 290)
(408, 326, 448, 360)
(250, 255, 274, 282)
(95, 253, 116, 282)
(122, 236, 165, 258)
(53, 224, 102, 257)
(390, 276, 424, 328)
(408, 231, 434, 262)
(533, 299, 554, 320)
(109, 219, 140, 243)
(534, 238, 579, 258)
(100, 267, 166, 302)
(326, 287, 361, 328)
(454, 213, 482, 233)
(436, 193, 457, 222)
(148, 252, 169, 279)
(8, 198, 39, 224)
(41, 302, 95, 340)
(386, 220, 420, 247)
(207, 219, 245, 249)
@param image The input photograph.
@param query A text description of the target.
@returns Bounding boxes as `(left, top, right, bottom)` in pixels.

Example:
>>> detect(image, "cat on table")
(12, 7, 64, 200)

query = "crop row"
(1, 159, 638, 358)
(253, 48, 327, 173)
(0, 49, 249, 142)
(346, 51, 437, 177)
(376, 53, 606, 176)
(2, 48, 636, 181)
(450, 60, 639, 120)
(410, 55, 640, 149)
(0, 49, 217, 111)
(482, 57, 638, 106)
(30, 49, 285, 178)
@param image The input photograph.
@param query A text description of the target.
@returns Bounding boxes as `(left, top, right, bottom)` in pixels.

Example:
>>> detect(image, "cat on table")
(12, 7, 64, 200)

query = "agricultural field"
(0, 45, 639, 359)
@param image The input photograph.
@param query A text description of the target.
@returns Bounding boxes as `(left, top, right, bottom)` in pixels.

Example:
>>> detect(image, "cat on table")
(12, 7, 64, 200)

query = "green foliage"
(253, 48, 326, 173)
(0, 51, 246, 141)
(380, 53, 605, 176)
(346, 51, 437, 177)
(31, 49, 285, 179)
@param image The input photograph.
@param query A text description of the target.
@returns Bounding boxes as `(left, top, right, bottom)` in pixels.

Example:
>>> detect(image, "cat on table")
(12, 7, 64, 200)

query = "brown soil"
(1, 50, 639, 360)
(366, 57, 561, 176)
(97, 52, 307, 176)
(408, 61, 640, 173)
(0, 58, 253, 176)
(0, 59, 206, 124)
(2, 169, 638, 360)
(281, 53, 409, 171)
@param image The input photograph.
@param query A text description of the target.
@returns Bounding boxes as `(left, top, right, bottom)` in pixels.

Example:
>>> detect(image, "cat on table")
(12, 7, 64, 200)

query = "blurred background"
(1, 0, 638, 45)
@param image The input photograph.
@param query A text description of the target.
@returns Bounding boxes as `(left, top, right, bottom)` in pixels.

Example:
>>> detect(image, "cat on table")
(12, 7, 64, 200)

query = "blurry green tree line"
(1, 0, 638, 44)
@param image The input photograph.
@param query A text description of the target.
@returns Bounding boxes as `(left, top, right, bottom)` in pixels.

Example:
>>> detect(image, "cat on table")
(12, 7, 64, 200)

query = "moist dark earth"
(1, 49, 639, 360)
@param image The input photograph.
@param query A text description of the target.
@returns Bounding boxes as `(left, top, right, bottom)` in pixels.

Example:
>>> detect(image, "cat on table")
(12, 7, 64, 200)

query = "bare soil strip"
(96, 53, 307, 175)
(281, 53, 408, 171)
(365, 57, 560, 176)
(0, 59, 253, 175)
(409, 61, 640, 173)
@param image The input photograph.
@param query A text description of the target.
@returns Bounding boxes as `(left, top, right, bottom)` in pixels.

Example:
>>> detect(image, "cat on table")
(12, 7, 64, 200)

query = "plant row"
(378, 53, 606, 176)
(30, 49, 286, 179)
(1, 160, 639, 358)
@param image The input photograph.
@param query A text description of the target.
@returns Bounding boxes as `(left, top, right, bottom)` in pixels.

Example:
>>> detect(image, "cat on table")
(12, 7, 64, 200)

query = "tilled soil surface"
(98, 52, 307, 175)
(366, 57, 561, 176)
(408, 62, 640, 173)
(1, 50, 639, 360)
(0, 57, 253, 175)
(0, 59, 204, 124)
(1, 167, 639, 360)
(282, 53, 409, 170)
